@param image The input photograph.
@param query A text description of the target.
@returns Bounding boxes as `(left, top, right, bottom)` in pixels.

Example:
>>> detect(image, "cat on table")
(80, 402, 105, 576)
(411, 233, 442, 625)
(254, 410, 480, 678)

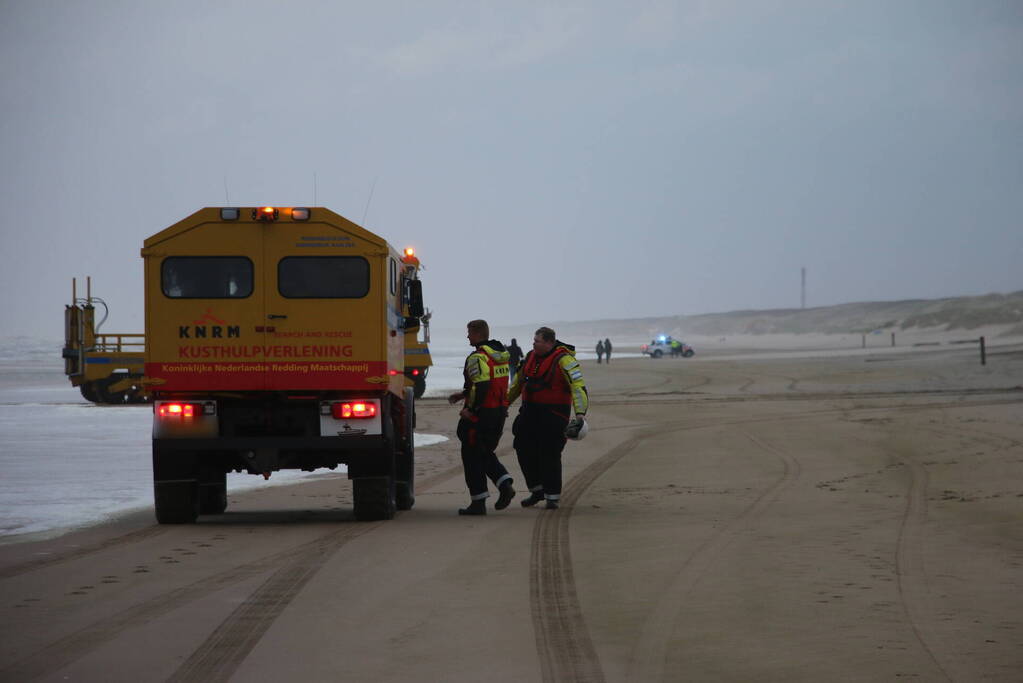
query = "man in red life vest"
(507, 326, 588, 510)
(447, 319, 516, 515)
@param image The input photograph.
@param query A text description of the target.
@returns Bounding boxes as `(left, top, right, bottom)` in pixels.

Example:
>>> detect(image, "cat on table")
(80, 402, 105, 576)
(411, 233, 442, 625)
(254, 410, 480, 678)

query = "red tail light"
(411, 368, 419, 376)
(332, 402, 377, 419)
(158, 403, 195, 418)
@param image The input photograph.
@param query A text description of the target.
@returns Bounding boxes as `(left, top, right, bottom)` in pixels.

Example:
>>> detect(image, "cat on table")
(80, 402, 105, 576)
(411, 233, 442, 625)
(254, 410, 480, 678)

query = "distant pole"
(801, 267, 806, 309)
(891, 332, 895, 347)
(980, 336, 986, 365)
(862, 334, 866, 349)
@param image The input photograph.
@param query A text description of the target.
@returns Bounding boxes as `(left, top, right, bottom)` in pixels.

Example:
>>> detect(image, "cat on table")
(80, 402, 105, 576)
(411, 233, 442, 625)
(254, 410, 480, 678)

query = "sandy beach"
(2, 338, 1022, 682)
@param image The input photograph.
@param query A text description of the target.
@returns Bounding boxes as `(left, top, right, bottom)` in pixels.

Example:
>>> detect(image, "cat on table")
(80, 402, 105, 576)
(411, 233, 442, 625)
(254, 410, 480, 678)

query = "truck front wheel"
(395, 388, 416, 510)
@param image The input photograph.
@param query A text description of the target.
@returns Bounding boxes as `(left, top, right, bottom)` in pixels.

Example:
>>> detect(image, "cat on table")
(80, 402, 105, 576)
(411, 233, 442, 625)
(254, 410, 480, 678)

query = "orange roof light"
(404, 247, 415, 258)
(402, 246, 420, 265)
(253, 206, 279, 221)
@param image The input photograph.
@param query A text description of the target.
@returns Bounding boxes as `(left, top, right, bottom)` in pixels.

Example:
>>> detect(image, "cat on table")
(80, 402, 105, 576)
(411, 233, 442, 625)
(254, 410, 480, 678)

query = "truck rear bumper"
(153, 435, 394, 482)
(153, 435, 387, 452)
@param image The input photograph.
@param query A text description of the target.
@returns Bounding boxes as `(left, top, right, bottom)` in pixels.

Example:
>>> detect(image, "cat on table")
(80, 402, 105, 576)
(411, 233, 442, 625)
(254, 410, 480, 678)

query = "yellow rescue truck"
(143, 206, 427, 523)
(63, 277, 147, 403)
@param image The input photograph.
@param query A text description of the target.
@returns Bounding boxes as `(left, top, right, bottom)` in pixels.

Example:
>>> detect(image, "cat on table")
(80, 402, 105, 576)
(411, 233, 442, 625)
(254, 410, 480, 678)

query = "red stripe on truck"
(145, 361, 388, 391)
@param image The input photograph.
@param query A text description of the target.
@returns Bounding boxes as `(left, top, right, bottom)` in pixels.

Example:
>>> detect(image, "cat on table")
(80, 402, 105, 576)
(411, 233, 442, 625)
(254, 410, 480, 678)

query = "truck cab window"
(161, 257, 253, 298)
(278, 256, 370, 298)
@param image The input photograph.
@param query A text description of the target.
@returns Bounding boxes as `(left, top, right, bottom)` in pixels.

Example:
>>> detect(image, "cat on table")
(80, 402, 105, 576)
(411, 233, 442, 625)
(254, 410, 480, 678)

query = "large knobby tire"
(79, 382, 100, 403)
(395, 388, 416, 511)
(154, 481, 199, 524)
(413, 374, 426, 399)
(683, 349, 695, 358)
(198, 469, 228, 515)
(353, 476, 396, 521)
(96, 374, 124, 404)
(651, 349, 663, 358)
(353, 405, 398, 521)
(153, 446, 199, 524)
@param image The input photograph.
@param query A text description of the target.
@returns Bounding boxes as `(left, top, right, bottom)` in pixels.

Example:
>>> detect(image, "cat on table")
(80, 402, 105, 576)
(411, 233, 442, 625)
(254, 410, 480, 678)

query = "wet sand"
(1, 341, 1022, 682)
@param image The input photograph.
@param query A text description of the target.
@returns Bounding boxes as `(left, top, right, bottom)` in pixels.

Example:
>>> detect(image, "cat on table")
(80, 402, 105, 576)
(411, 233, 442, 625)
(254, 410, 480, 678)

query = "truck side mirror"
(407, 279, 424, 318)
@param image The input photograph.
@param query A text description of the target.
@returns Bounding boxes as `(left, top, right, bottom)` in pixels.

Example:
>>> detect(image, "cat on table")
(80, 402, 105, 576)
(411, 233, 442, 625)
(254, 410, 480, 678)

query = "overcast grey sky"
(2, 0, 1020, 339)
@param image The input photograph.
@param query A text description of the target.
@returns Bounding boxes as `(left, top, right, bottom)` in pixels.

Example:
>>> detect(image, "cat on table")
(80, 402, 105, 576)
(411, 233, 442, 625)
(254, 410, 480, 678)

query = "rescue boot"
(521, 491, 544, 507)
(458, 499, 487, 516)
(495, 482, 516, 510)
(545, 499, 559, 510)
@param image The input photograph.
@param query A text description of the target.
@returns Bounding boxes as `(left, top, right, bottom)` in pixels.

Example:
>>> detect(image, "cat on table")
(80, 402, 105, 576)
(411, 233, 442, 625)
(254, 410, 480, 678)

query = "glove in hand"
(565, 417, 585, 439)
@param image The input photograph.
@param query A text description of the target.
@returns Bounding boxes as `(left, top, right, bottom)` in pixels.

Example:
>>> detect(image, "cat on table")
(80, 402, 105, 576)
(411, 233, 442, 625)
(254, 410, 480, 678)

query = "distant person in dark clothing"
(596, 340, 605, 364)
(604, 338, 613, 364)
(507, 338, 524, 382)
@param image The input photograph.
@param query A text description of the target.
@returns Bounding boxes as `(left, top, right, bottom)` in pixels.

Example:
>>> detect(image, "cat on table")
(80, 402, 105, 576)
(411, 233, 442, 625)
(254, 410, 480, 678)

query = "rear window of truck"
(278, 256, 370, 298)
(161, 257, 253, 298)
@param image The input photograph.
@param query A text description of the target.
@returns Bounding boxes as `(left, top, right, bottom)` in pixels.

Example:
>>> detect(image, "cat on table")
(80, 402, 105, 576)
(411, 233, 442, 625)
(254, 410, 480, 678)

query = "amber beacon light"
(253, 206, 279, 221)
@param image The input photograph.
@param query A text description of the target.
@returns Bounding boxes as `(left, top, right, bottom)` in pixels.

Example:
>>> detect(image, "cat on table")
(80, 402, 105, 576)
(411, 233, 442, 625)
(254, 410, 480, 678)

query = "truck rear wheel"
(153, 446, 199, 524)
(199, 469, 228, 515)
(683, 349, 695, 358)
(154, 481, 199, 524)
(652, 349, 663, 358)
(353, 476, 396, 521)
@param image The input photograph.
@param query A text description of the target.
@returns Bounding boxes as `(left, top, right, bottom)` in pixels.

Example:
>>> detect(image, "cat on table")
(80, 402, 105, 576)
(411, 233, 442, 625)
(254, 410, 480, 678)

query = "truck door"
(145, 219, 267, 392)
(261, 220, 384, 391)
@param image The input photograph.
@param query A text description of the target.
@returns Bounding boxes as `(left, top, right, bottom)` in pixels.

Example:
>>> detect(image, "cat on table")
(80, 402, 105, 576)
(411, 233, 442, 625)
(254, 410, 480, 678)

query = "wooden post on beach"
(891, 332, 895, 347)
(862, 334, 866, 349)
(980, 336, 986, 365)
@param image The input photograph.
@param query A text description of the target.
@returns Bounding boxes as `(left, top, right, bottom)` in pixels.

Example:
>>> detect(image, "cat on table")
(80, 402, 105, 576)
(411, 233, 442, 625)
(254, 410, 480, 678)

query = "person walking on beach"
(447, 319, 516, 515)
(596, 339, 605, 364)
(604, 338, 613, 364)
(507, 338, 524, 382)
(508, 326, 588, 510)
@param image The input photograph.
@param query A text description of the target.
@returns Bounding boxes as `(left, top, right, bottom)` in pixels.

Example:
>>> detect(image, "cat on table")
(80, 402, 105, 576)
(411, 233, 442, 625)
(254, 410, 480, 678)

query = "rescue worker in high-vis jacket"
(507, 326, 588, 510)
(447, 319, 516, 515)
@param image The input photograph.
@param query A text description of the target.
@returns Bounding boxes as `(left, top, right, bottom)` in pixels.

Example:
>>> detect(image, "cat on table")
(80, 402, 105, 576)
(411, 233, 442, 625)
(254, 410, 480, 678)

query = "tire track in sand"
(167, 523, 378, 682)
(891, 453, 953, 681)
(530, 420, 737, 683)
(0, 523, 377, 681)
(0, 526, 168, 580)
(530, 431, 654, 683)
(626, 431, 801, 682)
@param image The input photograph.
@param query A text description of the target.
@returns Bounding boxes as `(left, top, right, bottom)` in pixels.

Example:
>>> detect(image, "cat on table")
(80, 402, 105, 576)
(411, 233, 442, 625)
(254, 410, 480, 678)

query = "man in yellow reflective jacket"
(507, 326, 588, 510)
(447, 319, 516, 515)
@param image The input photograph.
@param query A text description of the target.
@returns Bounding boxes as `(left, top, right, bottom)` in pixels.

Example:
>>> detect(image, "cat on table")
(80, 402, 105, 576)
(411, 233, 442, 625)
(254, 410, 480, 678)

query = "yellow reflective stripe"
(468, 353, 491, 383)
(507, 371, 523, 404)
(560, 354, 588, 414)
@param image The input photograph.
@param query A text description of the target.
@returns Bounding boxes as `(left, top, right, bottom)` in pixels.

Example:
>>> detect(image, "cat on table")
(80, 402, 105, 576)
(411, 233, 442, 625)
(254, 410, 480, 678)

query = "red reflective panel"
(331, 402, 376, 419)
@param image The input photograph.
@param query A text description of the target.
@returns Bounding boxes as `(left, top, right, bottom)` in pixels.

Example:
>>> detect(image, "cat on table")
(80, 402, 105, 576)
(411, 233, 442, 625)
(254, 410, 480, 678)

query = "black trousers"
(512, 403, 569, 498)
(457, 410, 510, 499)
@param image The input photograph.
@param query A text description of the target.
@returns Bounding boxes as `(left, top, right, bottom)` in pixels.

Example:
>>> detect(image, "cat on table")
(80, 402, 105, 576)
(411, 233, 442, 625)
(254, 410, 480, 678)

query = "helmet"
(565, 417, 588, 440)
